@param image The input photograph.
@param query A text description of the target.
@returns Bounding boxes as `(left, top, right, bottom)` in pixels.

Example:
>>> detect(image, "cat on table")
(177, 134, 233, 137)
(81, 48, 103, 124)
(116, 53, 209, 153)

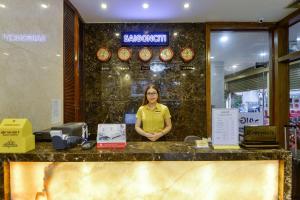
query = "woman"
(135, 84, 172, 141)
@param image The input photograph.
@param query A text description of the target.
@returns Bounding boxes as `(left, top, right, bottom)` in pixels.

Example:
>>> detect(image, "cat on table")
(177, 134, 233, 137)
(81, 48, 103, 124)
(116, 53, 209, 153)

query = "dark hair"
(142, 84, 160, 105)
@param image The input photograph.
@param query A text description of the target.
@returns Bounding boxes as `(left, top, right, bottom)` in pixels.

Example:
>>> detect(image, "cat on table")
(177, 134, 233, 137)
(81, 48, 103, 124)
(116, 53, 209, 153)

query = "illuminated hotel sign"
(121, 32, 168, 46)
(2, 33, 47, 42)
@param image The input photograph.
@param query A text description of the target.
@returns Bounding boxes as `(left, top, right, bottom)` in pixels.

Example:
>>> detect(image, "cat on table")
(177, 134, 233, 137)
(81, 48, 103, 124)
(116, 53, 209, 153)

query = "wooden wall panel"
(273, 27, 289, 146)
(63, 2, 75, 122)
(63, 0, 82, 122)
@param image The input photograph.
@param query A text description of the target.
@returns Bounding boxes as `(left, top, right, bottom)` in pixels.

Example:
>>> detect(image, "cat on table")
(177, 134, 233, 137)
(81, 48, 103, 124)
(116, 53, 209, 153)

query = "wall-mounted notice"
(239, 112, 263, 128)
(141, 65, 150, 70)
(212, 108, 239, 148)
(51, 99, 61, 125)
(180, 66, 195, 70)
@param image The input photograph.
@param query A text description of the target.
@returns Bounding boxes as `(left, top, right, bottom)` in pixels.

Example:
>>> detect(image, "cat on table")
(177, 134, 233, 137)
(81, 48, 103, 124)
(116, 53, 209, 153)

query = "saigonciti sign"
(121, 32, 169, 46)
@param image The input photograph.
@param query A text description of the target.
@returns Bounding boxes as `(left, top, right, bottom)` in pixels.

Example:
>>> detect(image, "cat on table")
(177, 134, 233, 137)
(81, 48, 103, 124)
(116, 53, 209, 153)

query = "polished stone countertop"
(0, 141, 291, 162)
(0, 142, 293, 200)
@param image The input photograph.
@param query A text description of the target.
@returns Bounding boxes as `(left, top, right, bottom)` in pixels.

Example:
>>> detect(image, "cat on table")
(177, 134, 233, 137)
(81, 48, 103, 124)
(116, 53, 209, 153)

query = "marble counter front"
(0, 142, 292, 200)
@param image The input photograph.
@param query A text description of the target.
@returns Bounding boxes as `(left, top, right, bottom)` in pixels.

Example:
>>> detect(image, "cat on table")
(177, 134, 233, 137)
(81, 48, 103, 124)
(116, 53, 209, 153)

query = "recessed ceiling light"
(115, 33, 120, 37)
(182, 73, 186, 76)
(101, 3, 107, 10)
(220, 36, 228, 43)
(232, 65, 237, 69)
(297, 37, 300, 41)
(184, 3, 190, 9)
(3, 52, 9, 56)
(124, 74, 130, 79)
(142, 3, 149, 9)
(41, 4, 49, 8)
(56, 54, 61, 57)
(259, 52, 267, 57)
(173, 32, 178, 36)
(0, 4, 6, 8)
(210, 56, 215, 59)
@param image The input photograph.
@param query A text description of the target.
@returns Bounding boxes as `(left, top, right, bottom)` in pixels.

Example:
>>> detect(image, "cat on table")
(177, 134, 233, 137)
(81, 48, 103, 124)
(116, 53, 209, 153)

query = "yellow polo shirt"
(136, 103, 171, 134)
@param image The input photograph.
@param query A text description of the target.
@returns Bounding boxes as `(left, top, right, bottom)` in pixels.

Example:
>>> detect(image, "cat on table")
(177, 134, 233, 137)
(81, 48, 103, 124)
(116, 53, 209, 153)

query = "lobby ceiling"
(69, 0, 296, 23)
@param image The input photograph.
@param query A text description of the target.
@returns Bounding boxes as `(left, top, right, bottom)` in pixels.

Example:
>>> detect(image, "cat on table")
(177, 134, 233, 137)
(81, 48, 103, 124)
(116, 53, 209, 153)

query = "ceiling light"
(184, 3, 190, 9)
(142, 3, 149, 9)
(182, 73, 186, 77)
(56, 54, 61, 57)
(210, 56, 215, 59)
(41, 4, 49, 8)
(101, 3, 107, 10)
(124, 74, 130, 80)
(232, 65, 237, 69)
(220, 36, 228, 43)
(115, 33, 120, 37)
(0, 4, 6, 8)
(297, 37, 300, 41)
(259, 52, 267, 57)
(3, 52, 9, 56)
(173, 32, 178, 36)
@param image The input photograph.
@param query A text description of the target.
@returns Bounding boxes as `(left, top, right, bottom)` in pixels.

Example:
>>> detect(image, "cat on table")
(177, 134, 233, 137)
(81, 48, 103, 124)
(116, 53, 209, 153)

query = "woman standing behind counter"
(135, 84, 172, 141)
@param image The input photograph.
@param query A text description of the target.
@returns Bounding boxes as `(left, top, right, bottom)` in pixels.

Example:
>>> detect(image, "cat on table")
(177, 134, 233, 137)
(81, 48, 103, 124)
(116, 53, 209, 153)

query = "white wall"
(0, 0, 63, 131)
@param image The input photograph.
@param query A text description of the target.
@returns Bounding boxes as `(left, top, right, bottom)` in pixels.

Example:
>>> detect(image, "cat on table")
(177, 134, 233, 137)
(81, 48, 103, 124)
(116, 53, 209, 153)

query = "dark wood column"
(74, 14, 80, 121)
(273, 26, 289, 147)
(63, 0, 83, 122)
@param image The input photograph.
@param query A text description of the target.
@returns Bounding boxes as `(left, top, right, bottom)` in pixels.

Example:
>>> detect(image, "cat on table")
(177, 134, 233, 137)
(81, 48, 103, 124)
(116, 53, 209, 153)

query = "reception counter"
(0, 142, 292, 200)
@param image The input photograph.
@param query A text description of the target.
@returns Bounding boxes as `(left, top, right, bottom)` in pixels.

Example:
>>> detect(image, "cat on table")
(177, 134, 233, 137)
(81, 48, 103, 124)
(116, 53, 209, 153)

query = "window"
(289, 60, 300, 124)
(288, 22, 300, 53)
(211, 31, 270, 127)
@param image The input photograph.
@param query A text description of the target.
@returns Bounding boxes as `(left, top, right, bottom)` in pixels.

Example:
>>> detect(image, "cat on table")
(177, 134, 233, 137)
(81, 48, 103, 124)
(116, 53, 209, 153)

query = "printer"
(34, 122, 88, 142)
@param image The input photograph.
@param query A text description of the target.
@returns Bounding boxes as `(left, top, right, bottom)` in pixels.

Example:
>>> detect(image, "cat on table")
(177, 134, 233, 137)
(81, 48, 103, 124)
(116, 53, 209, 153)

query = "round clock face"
(159, 47, 174, 62)
(97, 47, 111, 62)
(180, 47, 194, 62)
(139, 47, 152, 62)
(118, 47, 131, 61)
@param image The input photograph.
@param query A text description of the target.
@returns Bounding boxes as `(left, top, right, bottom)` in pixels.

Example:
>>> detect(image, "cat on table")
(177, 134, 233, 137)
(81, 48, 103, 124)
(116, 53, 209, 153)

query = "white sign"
(51, 99, 61, 125)
(3, 33, 47, 42)
(239, 112, 263, 128)
(212, 108, 239, 146)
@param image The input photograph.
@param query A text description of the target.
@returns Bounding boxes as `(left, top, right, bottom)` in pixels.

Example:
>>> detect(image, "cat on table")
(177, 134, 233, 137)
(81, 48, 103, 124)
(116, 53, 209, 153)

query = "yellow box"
(0, 118, 33, 137)
(0, 118, 35, 153)
(0, 135, 35, 153)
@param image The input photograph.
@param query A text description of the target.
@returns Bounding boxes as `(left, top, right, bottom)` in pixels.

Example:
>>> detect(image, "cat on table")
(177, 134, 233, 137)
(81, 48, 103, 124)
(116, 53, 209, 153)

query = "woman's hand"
(147, 132, 163, 141)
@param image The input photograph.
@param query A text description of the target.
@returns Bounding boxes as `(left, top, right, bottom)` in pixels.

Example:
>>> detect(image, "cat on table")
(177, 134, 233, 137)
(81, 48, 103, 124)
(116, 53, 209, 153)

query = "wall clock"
(180, 47, 195, 62)
(118, 47, 132, 61)
(159, 47, 174, 62)
(96, 47, 111, 62)
(139, 47, 152, 62)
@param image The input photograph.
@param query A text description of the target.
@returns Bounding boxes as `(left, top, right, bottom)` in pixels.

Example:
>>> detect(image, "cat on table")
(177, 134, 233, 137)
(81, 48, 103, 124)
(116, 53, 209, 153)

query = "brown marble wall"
(83, 23, 206, 141)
